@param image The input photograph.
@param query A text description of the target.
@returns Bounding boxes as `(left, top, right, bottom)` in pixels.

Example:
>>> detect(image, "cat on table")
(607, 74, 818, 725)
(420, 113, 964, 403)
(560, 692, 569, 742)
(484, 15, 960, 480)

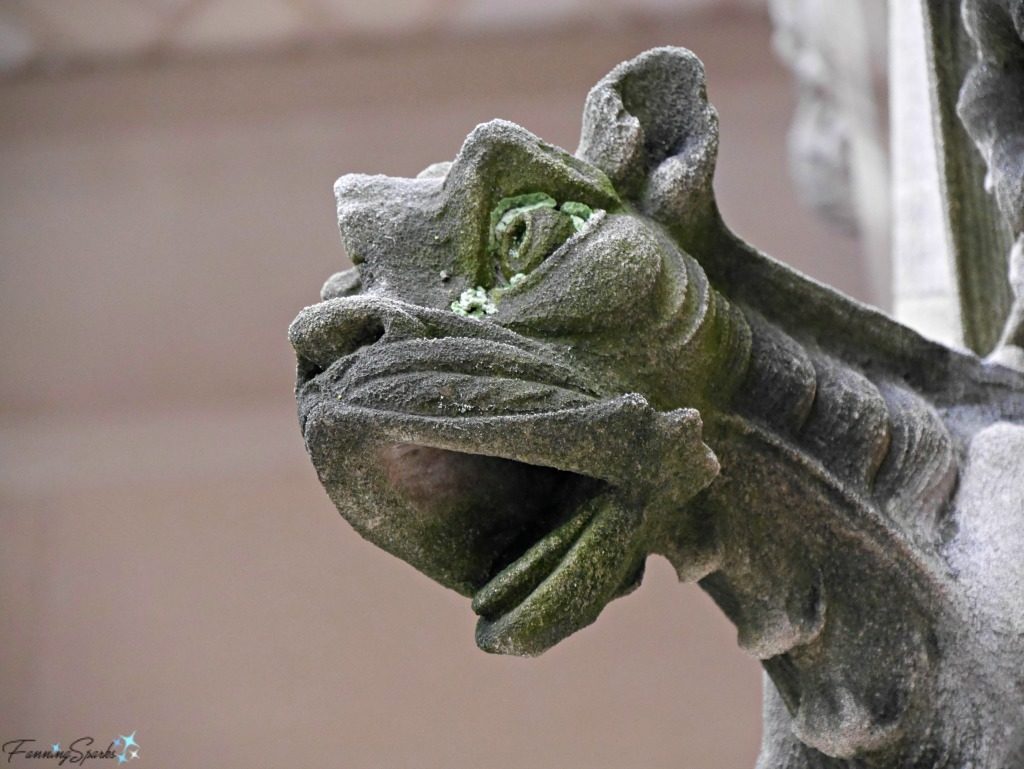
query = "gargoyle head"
(289, 48, 739, 655)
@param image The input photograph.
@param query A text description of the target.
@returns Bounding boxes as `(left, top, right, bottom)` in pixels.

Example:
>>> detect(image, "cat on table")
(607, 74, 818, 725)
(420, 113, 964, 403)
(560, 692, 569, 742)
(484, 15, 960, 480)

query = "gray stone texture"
(291, 46, 1024, 768)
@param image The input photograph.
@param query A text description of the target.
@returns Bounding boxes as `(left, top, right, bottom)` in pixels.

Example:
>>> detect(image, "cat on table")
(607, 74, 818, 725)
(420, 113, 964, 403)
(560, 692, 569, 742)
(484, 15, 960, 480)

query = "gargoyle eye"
(490, 193, 594, 280)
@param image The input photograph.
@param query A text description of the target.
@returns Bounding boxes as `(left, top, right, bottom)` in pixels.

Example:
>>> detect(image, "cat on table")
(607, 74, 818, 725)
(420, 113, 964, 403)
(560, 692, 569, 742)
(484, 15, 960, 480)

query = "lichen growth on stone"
(490, 193, 558, 249)
(450, 286, 497, 318)
(560, 200, 594, 231)
(450, 274, 528, 318)
(488, 194, 600, 280)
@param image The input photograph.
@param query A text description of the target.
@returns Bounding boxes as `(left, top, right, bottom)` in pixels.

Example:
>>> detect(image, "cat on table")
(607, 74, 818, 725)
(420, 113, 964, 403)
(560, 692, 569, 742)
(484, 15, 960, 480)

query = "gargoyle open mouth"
(364, 432, 644, 657)
(290, 295, 716, 654)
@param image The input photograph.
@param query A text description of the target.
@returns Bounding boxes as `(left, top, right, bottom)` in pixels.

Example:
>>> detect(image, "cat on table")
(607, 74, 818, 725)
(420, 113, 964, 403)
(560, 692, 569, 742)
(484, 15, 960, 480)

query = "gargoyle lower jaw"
(299, 386, 719, 655)
(301, 396, 652, 655)
(471, 485, 647, 656)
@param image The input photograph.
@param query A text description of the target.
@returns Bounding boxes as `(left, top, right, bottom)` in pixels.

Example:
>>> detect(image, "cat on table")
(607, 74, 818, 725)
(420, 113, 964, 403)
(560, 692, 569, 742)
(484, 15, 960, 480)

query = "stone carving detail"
(290, 48, 1024, 768)
(959, 0, 1024, 368)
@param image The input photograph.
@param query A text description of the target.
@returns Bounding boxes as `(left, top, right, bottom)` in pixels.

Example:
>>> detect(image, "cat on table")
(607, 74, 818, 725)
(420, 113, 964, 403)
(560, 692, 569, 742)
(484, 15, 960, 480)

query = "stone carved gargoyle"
(289, 48, 1024, 768)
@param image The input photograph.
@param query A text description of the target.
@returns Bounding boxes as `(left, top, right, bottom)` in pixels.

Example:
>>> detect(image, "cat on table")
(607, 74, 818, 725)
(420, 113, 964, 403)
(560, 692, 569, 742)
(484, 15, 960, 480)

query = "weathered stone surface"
(958, 0, 1024, 363)
(290, 47, 1024, 768)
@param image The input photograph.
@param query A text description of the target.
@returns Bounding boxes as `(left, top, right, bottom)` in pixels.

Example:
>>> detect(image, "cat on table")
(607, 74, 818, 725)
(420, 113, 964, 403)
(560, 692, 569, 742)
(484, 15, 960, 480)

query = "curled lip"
(329, 338, 598, 411)
(290, 297, 600, 436)
(472, 493, 599, 619)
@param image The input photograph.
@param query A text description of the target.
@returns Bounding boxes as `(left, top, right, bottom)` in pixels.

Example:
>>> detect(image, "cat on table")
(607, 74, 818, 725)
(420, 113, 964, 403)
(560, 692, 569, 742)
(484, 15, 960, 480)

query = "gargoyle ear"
(577, 47, 719, 232)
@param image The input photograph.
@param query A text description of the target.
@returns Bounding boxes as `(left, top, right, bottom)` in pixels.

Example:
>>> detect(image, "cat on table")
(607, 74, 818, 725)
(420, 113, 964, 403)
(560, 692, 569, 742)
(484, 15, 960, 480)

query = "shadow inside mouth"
(481, 471, 604, 580)
(377, 439, 603, 600)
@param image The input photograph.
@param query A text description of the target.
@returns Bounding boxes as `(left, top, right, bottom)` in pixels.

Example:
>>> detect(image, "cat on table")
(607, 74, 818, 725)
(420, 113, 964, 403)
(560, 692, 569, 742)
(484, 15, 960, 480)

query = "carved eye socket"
(490, 194, 594, 280)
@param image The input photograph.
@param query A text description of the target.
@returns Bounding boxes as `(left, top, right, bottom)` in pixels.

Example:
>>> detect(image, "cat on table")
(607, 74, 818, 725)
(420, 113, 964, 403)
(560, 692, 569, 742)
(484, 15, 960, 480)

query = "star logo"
(51, 744, 60, 753)
(112, 730, 140, 763)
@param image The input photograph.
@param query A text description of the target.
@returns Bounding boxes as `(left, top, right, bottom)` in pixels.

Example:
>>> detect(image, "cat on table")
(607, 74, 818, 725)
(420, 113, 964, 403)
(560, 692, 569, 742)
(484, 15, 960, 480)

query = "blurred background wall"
(1, 2, 871, 767)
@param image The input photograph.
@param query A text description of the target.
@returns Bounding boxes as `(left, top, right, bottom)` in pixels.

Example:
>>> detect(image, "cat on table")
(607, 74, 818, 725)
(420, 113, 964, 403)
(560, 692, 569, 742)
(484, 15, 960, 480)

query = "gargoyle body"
(290, 48, 1024, 768)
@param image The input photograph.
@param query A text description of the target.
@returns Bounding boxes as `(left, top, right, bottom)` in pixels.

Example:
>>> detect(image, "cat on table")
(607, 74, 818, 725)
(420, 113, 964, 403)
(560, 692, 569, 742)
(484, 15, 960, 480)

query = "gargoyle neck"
(674, 310, 966, 761)
(717, 308, 959, 551)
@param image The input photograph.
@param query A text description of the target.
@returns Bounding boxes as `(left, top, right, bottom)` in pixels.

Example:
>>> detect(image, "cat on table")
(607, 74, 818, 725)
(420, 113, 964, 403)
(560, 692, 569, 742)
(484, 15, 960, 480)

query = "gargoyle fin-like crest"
(577, 46, 719, 232)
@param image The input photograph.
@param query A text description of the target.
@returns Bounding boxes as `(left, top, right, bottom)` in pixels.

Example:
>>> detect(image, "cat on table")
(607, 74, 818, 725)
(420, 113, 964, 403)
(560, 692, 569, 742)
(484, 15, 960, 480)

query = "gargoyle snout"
(288, 296, 425, 385)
